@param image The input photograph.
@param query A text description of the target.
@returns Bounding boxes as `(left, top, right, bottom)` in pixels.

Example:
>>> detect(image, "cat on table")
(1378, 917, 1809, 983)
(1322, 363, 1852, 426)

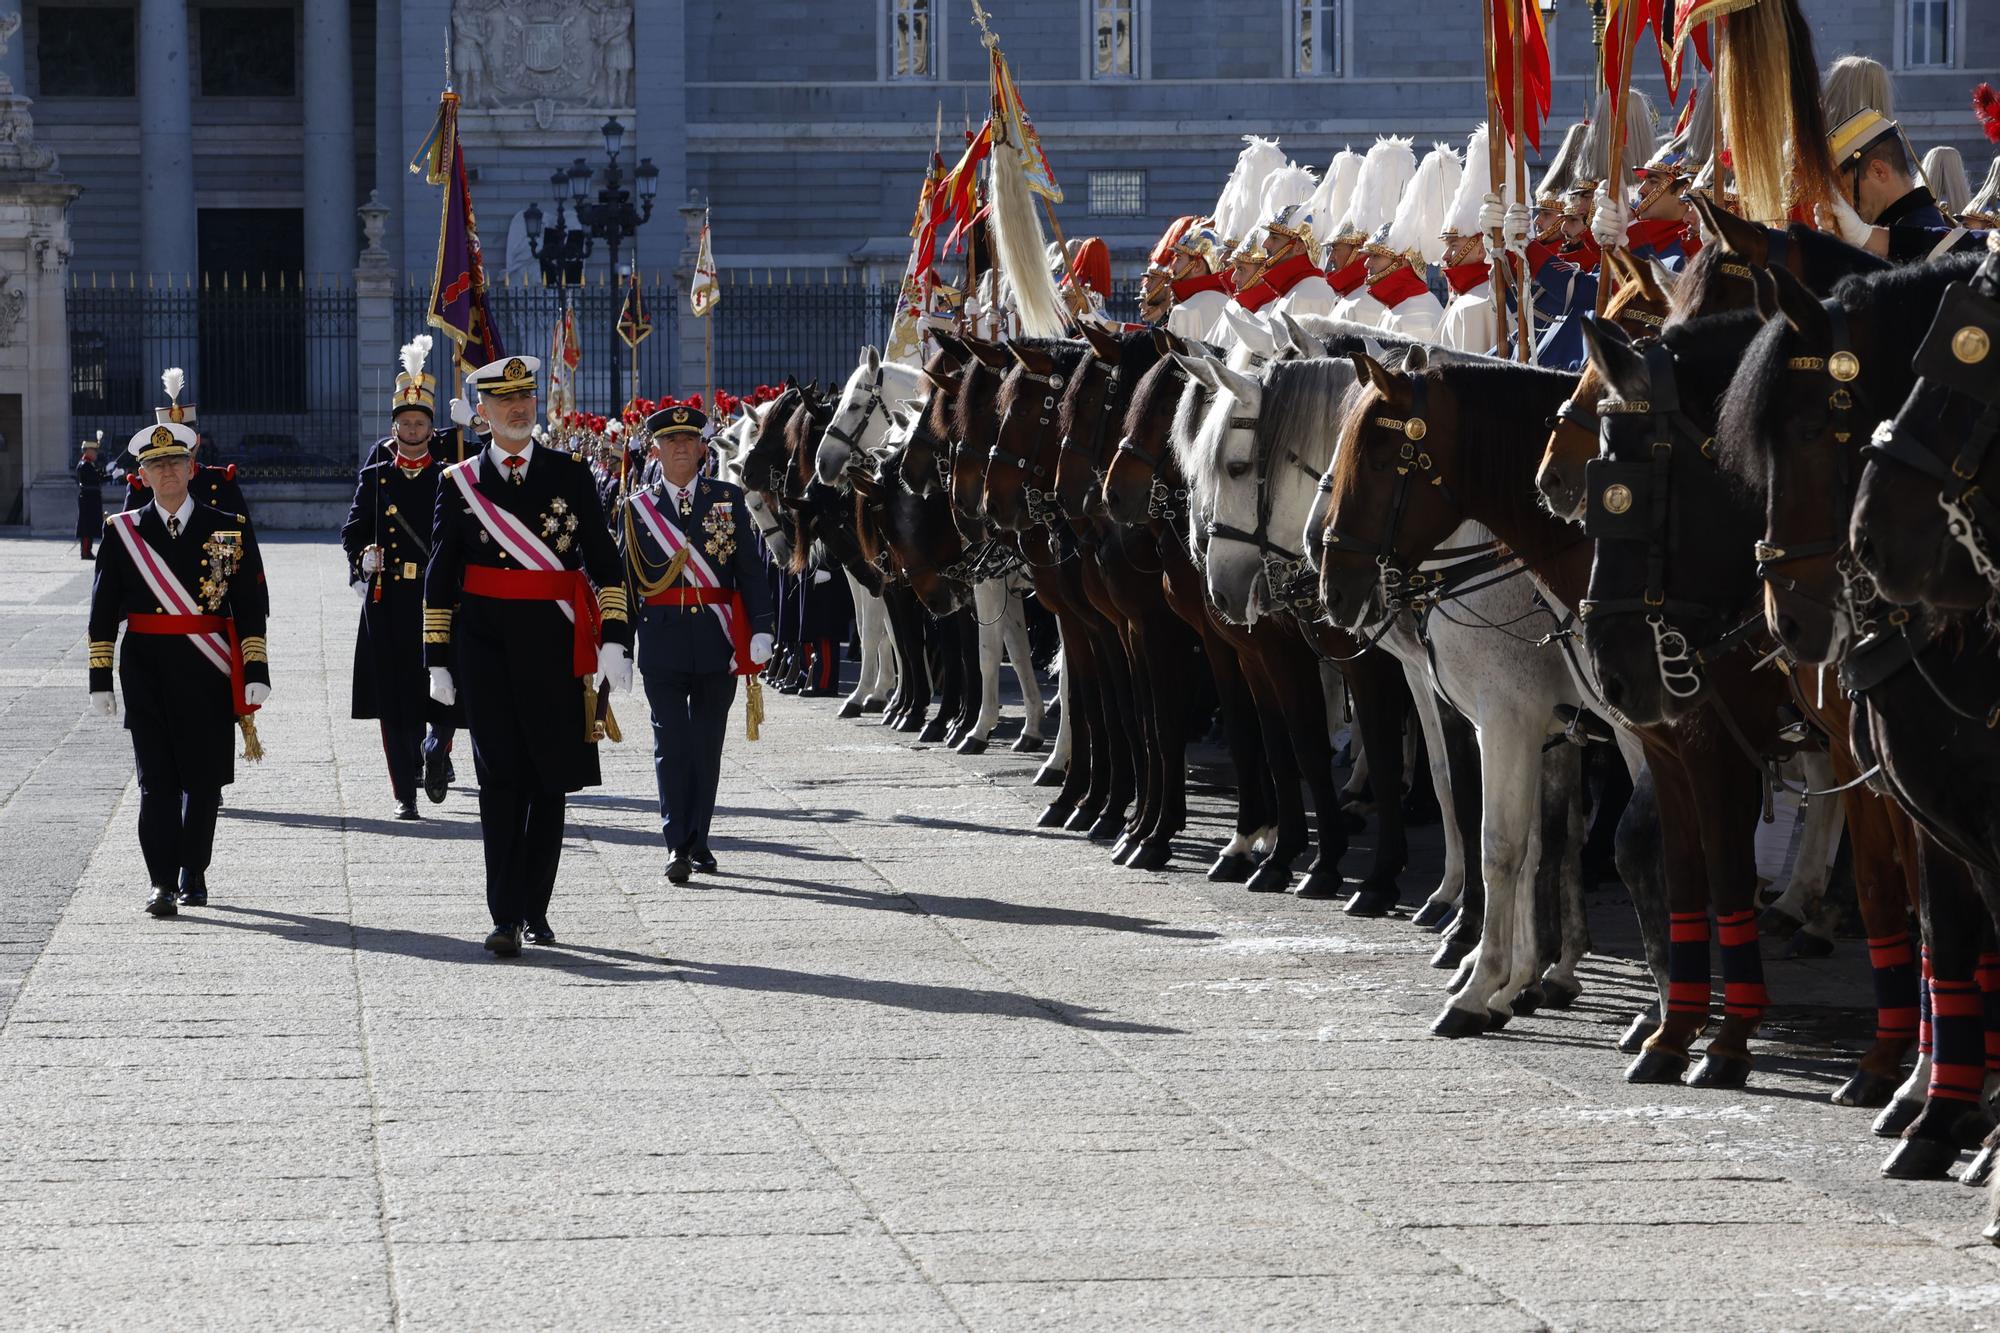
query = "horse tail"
(1718, 0, 1835, 225)
(988, 140, 1070, 339)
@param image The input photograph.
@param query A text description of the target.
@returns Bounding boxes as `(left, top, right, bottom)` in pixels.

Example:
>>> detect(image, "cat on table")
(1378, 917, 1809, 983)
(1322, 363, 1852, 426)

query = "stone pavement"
(6, 533, 2000, 1331)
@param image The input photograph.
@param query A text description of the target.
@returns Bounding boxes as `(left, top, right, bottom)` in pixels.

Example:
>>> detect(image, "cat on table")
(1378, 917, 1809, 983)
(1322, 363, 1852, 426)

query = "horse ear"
(1767, 264, 1829, 341)
(1172, 352, 1219, 390)
(964, 336, 1012, 369)
(1699, 198, 1771, 266)
(1648, 258, 1678, 299)
(1152, 327, 1187, 357)
(1400, 344, 1430, 373)
(1580, 315, 1647, 398)
(1007, 340, 1056, 373)
(930, 332, 969, 368)
(863, 344, 880, 374)
(1278, 311, 1323, 357)
(1349, 350, 1398, 397)
(920, 367, 962, 397)
(1082, 321, 1122, 363)
(1212, 360, 1260, 404)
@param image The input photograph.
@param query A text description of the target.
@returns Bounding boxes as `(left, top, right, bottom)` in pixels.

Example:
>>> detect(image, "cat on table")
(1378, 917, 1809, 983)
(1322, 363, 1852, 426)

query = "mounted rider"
(1329, 137, 1416, 323)
(1438, 124, 1515, 356)
(1623, 93, 1710, 271)
(1221, 164, 1337, 329)
(1345, 141, 1458, 341)
(1143, 216, 1233, 342)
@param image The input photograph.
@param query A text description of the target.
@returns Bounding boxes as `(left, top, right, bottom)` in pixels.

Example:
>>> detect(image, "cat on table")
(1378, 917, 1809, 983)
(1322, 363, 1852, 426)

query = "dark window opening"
(199, 209, 305, 414)
(37, 7, 137, 98)
(198, 7, 297, 97)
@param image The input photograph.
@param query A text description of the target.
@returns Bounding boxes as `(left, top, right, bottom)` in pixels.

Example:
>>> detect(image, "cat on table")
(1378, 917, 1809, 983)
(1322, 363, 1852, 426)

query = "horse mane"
(1671, 221, 1889, 322)
(1258, 358, 1361, 487)
(951, 359, 999, 443)
(997, 338, 1087, 425)
(1063, 327, 1165, 442)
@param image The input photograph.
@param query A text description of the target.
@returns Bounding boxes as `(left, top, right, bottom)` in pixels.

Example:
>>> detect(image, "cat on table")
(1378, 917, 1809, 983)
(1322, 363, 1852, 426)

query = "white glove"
(448, 396, 474, 428)
(1476, 193, 1506, 239)
(811, 568, 832, 585)
(1590, 194, 1627, 250)
(428, 666, 456, 706)
(595, 643, 632, 694)
(360, 548, 382, 575)
(1819, 195, 1876, 249)
(351, 579, 368, 601)
(749, 632, 774, 667)
(243, 682, 270, 708)
(90, 691, 116, 717)
(1501, 204, 1530, 256)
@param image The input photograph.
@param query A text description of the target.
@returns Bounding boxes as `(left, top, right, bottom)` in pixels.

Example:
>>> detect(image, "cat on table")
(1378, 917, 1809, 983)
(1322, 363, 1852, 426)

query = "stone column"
(354, 193, 395, 466)
(137, 0, 197, 281)
(675, 193, 705, 400)
(372, 0, 404, 276)
(302, 0, 357, 281)
(14, 184, 83, 533)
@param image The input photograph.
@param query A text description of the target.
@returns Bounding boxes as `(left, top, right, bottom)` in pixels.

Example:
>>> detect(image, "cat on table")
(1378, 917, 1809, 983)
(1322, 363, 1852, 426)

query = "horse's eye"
(1226, 460, 1252, 479)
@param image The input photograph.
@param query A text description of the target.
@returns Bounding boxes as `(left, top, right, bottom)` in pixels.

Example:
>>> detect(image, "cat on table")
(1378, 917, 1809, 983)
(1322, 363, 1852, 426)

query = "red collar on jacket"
(1442, 261, 1491, 296)
(1366, 264, 1431, 308)
(1625, 217, 1698, 257)
(1235, 253, 1322, 311)
(1171, 271, 1233, 302)
(1327, 257, 1369, 296)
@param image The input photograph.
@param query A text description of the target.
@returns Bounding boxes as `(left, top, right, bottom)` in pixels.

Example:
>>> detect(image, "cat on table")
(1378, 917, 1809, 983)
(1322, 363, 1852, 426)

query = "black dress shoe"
(395, 799, 420, 821)
(144, 887, 178, 918)
(690, 849, 718, 873)
(526, 918, 557, 946)
(177, 884, 207, 908)
(483, 924, 523, 957)
(422, 737, 451, 804)
(666, 852, 691, 884)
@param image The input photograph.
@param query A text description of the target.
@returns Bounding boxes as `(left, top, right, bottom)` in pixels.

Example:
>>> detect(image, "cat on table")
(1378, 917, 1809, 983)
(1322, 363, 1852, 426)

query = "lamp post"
(523, 118, 660, 403)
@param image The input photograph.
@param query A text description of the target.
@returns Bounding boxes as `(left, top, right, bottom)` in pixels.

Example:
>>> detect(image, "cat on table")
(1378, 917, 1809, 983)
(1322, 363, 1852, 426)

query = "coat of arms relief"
(451, 0, 635, 123)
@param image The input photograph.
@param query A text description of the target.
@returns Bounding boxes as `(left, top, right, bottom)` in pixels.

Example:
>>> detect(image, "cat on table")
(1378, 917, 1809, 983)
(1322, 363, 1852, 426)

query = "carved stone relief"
(451, 1, 634, 113)
(0, 274, 26, 346)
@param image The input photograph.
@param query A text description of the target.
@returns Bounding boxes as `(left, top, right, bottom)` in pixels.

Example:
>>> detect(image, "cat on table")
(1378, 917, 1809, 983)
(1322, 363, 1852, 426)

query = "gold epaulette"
(597, 585, 629, 622)
(240, 635, 267, 664)
(88, 640, 114, 670)
(423, 605, 453, 645)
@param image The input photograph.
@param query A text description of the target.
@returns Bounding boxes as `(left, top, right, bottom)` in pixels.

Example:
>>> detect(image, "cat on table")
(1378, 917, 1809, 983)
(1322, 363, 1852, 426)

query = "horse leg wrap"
(1869, 932, 1921, 1046)
(1716, 909, 1768, 1023)
(1927, 975, 1986, 1105)
(1979, 952, 2000, 1073)
(1921, 947, 1934, 1058)
(1667, 911, 1711, 1024)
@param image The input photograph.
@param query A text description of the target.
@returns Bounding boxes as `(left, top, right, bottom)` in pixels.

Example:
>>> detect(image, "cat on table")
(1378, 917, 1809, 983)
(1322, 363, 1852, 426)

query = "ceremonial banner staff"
(90, 418, 270, 917)
(423, 355, 631, 957)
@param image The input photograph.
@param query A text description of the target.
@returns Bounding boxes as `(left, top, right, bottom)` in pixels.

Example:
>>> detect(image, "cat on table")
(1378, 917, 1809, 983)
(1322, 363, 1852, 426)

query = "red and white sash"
(109, 511, 232, 678)
(447, 455, 575, 624)
(630, 490, 741, 662)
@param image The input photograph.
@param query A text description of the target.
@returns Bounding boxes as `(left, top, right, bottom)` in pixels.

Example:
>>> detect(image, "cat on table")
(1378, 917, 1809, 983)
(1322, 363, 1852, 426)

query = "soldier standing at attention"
(617, 403, 774, 885)
(76, 432, 105, 560)
(423, 356, 631, 957)
(342, 337, 459, 819)
(89, 415, 270, 916)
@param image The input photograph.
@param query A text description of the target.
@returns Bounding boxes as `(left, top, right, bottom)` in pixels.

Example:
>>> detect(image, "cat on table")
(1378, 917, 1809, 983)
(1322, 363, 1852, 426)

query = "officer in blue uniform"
(1829, 109, 1987, 261)
(617, 404, 774, 884)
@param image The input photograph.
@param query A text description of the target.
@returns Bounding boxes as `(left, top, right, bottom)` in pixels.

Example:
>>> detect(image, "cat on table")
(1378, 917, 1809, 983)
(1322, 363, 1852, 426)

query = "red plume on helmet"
(1975, 83, 2000, 144)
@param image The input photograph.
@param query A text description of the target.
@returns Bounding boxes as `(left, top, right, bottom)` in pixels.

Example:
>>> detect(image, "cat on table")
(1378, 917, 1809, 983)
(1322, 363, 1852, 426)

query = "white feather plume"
(400, 334, 433, 379)
(1212, 136, 1288, 247)
(1334, 138, 1416, 241)
(1386, 143, 1463, 264)
(160, 367, 185, 404)
(1308, 150, 1364, 239)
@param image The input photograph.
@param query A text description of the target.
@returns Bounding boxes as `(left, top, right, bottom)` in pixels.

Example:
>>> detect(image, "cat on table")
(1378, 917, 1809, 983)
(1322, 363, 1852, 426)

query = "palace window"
(1904, 0, 1953, 68)
(36, 6, 137, 98)
(1089, 0, 1137, 80)
(197, 6, 297, 97)
(1293, 0, 1342, 78)
(889, 0, 936, 80)
(1088, 170, 1146, 217)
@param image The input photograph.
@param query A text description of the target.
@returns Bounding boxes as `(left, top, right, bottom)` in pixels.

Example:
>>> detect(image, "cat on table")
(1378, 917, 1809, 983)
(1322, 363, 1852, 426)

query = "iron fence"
(708, 270, 898, 394)
(68, 276, 358, 480)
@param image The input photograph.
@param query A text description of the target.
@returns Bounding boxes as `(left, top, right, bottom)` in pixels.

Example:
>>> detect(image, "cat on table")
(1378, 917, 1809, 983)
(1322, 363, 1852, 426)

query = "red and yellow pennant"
(1488, 0, 1551, 154)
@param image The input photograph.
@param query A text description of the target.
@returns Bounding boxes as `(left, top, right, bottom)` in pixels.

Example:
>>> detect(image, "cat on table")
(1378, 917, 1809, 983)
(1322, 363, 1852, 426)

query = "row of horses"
(718, 211, 2000, 1241)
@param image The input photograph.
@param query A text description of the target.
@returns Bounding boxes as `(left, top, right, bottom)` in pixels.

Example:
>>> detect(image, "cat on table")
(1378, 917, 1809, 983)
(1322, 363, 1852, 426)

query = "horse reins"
(1202, 394, 1325, 617)
(988, 362, 1066, 526)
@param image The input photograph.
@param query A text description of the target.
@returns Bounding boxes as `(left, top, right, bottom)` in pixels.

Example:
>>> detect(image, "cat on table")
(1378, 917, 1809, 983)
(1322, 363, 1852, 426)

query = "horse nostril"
(1777, 614, 1801, 647)
(1602, 675, 1625, 709)
(1543, 468, 1563, 495)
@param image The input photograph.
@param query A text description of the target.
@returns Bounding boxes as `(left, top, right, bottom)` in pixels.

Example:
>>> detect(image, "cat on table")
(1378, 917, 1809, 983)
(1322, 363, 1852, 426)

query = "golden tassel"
(237, 714, 264, 762)
(745, 674, 764, 742)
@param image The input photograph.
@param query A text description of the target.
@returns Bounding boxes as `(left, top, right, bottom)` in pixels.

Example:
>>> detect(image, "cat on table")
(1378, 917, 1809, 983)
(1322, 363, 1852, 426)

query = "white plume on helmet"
(1445, 124, 1518, 236)
(1308, 149, 1364, 237)
(1334, 137, 1416, 243)
(399, 334, 433, 379)
(161, 367, 185, 405)
(1212, 135, 1287, 245)
(1386, 143, 1462, 263)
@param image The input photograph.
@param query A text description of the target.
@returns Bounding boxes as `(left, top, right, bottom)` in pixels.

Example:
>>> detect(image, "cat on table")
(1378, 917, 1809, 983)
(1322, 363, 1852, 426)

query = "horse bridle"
(1201, 391, 1325, 617)
(1577, 342, 1727, 700)
(1318, 374, 1463, 616)
(1754, 300, 1882, 636)
(987, 362, 1066, 526)
(1056, 356, 1122, 516)
(825, 364, 889, 455)
(1860, 251, 2000, 587)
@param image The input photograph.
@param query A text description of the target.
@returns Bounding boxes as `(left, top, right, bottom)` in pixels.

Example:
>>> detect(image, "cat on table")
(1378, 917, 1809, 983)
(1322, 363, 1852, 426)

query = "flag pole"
(702, 209, 715, 405)
(1510, 2, 1532, 362)
(1597, 1, 1640, 317)
(1483, 0, 1506, 348)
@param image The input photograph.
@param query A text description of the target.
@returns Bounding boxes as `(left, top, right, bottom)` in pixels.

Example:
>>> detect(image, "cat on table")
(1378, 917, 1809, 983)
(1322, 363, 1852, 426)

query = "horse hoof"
(1293, 871, 1345, 901)
(1687, 1052, 1752, 1090)
(1036, 802, 1075, 829)
(1063, 805, 1101, 833)
(1411, 899, 1454, 931)
(1881, 1135, 1961, 1181)
(1245, 861, 1294, 894)
(1511, 986, 1545, 1018)
(1011, 733, 1044, 754)
(1625, 1048, 1690, 1085)
(1618, 1012, 1660, 1054)
(1431, 1005, 1487, 1039)
(1758, 903, 1805, 938)
(1031, 763, 1067, 788)
(1961, 1146, 1999, 1188)
(1207, 851, 1256, 884)
(1831, 1069, 1900, 1109)
(897, 715, 929, 735)
(860, 699, 888, 715)
(837, 700, 863, 719)
(1342, 885, 1398, 917)
(1987, 1215, 2000, 1244)
(1872, 1098, 1925, 1139)
(955, 736, 988, 756)
(1484, 1009, 1512, 1032)
(1429, 933, 1475, 971)
(1540, 978, 1582, 1010)
(1087, 812, 1125, 842)
(1784, 929, 1836, 960)
(1110, 832, 1136, 861)
(1127, 840, 1173, 872)
(918, 721, 949, 744)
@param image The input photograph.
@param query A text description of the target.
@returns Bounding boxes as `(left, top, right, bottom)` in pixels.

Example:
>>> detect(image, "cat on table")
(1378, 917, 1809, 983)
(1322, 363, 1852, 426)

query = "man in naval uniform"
(76, 433, 105, 560)
(342, 337, 459, 819)
(617, 404, 774, 885)
(423, 355, 631, 957)
(89, 417, 271, 916)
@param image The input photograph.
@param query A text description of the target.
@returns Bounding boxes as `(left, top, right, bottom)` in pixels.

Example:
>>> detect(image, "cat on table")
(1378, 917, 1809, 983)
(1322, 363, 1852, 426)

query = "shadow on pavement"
(708, 874, 1219, 941)
(219, 806, 483, 840)
(197, 905, 677, 977)
(670, 958, 1184, 1033)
